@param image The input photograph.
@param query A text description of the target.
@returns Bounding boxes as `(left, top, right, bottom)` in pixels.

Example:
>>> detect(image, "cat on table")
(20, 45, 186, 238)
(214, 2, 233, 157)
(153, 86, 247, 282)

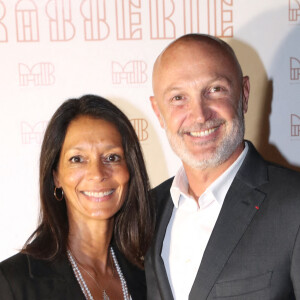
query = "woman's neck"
(67, 216, 114, 272)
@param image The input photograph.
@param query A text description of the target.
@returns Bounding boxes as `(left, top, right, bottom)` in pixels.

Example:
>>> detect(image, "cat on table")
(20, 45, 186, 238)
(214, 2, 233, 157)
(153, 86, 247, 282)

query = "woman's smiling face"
(53, 115, 129, 222)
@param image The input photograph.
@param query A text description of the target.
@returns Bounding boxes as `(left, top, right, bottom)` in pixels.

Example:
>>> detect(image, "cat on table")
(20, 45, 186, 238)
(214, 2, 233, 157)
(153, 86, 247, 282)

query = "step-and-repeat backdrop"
(0, 0, 299, 261)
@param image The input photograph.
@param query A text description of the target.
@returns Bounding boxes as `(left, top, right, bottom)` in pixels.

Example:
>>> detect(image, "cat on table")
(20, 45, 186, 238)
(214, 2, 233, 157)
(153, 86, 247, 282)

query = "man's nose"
(189, 96, 212, 123)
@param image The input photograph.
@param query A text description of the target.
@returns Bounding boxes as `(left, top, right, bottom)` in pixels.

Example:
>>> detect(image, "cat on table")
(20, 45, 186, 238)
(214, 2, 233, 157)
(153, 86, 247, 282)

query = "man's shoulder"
(151, 177, 174, 196)
(240, 141, 300, 188)
(150, 177, 174, 209)
(243, 149, 300, 205)
(265, 161, 300, 188)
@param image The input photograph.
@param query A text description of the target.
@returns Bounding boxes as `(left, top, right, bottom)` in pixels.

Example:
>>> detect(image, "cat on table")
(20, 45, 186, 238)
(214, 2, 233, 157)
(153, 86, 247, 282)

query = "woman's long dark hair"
(22, 95, 155, 268)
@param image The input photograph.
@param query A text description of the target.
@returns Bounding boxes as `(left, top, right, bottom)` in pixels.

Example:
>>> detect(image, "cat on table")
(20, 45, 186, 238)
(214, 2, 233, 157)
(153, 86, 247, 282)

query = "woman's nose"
(87, 161, 109, 181)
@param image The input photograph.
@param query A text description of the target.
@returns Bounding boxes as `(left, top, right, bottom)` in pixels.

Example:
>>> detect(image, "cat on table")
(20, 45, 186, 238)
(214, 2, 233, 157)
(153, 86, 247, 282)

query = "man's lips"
(180, 119, 224, 138)
(188, 126, 219, 137)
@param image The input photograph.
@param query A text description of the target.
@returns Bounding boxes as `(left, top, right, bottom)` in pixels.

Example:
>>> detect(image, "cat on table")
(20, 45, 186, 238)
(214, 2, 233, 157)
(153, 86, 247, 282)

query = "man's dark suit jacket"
(0, 246, 146, 300)
(145, 142, 300, 300)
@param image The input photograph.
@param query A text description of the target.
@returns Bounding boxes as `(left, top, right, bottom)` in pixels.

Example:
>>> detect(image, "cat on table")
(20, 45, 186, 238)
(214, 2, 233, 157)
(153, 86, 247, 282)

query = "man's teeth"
(189, 127, 218, 137)
(83, 190, 114, 197)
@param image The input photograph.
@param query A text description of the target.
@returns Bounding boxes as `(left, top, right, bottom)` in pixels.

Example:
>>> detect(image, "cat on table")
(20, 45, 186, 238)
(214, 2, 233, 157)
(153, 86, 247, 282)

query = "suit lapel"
(189, 142, 269, 299)
(189, 180, 265, 299)
(152, 193, 175, 299)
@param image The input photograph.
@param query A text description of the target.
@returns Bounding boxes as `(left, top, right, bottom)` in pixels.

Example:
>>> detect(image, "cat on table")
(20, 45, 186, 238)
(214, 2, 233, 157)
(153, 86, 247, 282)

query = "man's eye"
(104, 154, 121, 163)
(210, 86, 223, 93)
(70, 156, 83, 163)
(172, 95, 184, 101)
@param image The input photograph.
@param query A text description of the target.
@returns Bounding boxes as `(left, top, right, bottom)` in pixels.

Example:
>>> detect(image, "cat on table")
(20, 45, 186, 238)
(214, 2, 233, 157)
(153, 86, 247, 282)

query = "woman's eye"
(104, 154, 121, 163)
(70, 156, 83, 163)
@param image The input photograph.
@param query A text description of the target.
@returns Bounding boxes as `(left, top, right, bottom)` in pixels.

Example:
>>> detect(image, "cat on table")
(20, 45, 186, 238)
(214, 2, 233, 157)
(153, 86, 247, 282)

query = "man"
(145, 33, 300, 300)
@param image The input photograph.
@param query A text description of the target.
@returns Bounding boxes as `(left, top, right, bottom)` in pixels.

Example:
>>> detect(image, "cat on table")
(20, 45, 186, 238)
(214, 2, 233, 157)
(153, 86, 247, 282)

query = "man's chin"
(181, 153, 219, 170)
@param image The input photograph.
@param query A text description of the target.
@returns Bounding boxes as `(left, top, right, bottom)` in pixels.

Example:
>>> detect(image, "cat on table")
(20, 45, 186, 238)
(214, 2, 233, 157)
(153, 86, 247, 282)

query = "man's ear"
(242, 76, 250, 114)
(150, 96, 165, 128)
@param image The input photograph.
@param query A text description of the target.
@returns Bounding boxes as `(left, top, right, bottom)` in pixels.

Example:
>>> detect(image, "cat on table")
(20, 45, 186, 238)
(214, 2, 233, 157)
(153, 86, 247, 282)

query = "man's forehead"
(154, 41, 228, 77)
(166, 39, 228, 60)
(153, 38, 242, 85)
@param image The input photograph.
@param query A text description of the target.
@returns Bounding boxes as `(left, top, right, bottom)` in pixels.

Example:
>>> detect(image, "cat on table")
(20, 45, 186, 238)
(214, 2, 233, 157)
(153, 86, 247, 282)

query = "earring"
(54, 187, 64, 201)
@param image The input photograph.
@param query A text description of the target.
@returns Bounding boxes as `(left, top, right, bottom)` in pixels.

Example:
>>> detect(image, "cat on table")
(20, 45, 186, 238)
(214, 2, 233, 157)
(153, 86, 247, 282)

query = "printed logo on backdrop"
(112, 61, 147, 85)
(116, 0, 142, 40)
(6, 0, 233, 42)
(46, 0, 75, 41)
(182, 0, 233, 37)
(0, 0, 7, 42)
(149, 0, 175, 39)
(291, 114, 300, 138)
(150, 0, 233, 39)
(289, 0, 300, 23)
(131, 118, 149, 141)
(21, 121, 48, 144)
(290, 57, 300, 81)
(19, 63, 55, 86)
(16, 0, 39, 42)
(80, 0, 109, 41)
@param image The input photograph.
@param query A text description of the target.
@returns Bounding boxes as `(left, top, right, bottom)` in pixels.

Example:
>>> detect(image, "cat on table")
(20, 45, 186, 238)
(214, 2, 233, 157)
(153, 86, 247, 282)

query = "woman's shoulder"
(0, 253, 31, 299)
(1, 252, 27, 264)
(0, 252, 83, 300)
(0, 252, 29, 276)
(1, 252, 72, 279)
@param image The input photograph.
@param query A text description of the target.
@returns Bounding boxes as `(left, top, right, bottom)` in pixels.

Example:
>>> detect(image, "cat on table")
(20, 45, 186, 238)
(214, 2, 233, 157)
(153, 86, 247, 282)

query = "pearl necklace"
(67, 247, 131, 300)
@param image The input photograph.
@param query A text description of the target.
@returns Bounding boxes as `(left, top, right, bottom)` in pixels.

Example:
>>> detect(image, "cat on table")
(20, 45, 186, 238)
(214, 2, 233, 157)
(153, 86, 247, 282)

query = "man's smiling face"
(150, 39, 249, 170)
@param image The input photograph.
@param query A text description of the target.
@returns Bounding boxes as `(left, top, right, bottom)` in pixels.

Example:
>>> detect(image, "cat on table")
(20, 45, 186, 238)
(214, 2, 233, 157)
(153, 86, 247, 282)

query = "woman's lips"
(82, 190, 114, 199)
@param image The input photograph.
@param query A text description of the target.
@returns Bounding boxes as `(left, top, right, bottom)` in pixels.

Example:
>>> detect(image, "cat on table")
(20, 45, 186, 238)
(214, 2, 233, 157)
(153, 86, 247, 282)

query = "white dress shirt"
(161, 143, 249, 300)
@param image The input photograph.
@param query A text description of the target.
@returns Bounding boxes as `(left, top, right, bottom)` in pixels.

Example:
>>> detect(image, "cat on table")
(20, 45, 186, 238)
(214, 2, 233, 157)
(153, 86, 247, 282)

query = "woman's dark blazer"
(0, 247, 146, 300)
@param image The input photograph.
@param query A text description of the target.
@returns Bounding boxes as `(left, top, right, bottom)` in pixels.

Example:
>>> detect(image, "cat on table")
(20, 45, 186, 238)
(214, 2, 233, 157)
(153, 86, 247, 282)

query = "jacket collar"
(236, 140, 269, 188)
(27, 254, 71, 280)
(26, 254, 85, 299)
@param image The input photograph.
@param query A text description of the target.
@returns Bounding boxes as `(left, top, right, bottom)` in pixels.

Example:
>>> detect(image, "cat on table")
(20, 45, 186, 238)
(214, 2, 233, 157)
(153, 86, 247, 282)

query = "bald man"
(145, 34, 300, 300)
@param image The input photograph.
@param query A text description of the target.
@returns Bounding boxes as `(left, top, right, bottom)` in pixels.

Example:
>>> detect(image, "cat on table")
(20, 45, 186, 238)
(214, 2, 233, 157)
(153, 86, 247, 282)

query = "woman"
(0, 95, 155, 300)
